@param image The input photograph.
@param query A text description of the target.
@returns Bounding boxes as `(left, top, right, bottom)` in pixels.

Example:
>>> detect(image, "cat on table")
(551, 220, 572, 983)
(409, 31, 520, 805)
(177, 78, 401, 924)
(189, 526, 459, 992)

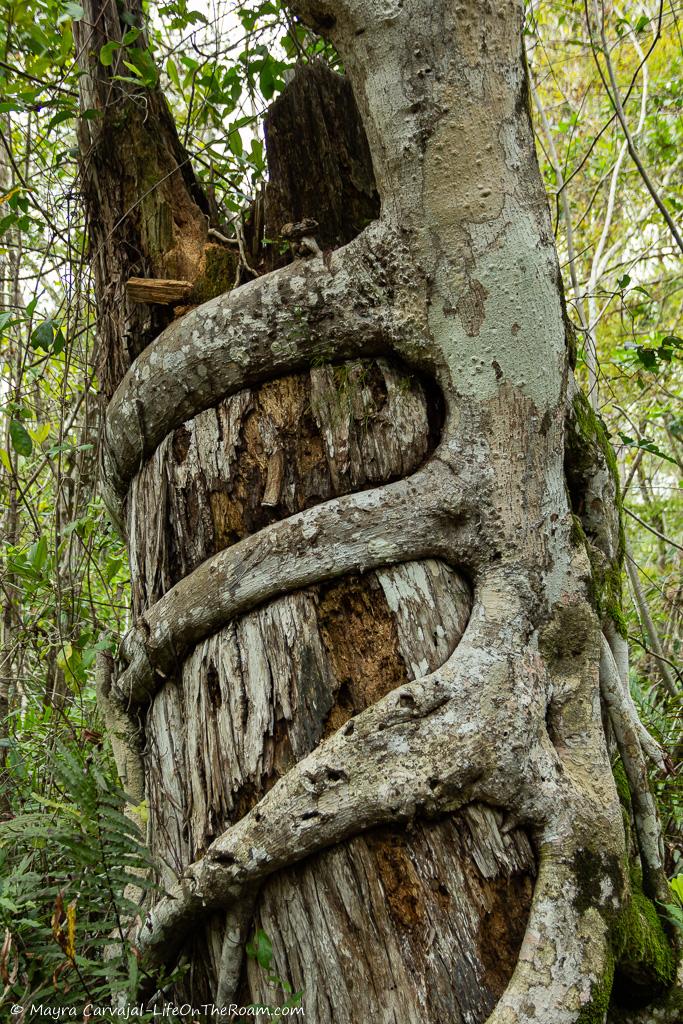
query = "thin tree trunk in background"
(0, 131, 21, 818)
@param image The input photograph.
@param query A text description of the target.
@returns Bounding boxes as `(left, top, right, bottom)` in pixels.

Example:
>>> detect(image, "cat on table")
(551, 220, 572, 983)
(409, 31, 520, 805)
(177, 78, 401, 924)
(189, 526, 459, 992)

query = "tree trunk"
(78, 1, 678, 1021)
(74, 0, 229, 401)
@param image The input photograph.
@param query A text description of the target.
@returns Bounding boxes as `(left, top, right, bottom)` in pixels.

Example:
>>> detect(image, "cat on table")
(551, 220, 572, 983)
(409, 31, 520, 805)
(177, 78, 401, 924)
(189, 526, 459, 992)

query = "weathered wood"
(263, 61, 379, 254)
(146, 563, 534, 1019)
(125, 278, 193, 304)
(128, 358, 437, 614)
(75, 2, 223, 397)
(248, 808, 533, 1023)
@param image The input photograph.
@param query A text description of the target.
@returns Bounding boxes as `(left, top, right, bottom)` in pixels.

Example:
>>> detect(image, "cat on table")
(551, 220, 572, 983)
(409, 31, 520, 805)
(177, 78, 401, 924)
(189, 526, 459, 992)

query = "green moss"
(567, 391, 628, 636)
(611, 759, 632, 813)
(613, 882, 676, 992)
(190, 245, 238, 304)
(607, 763, 677, 1002)
(578, 950, 614, 1024)
(564, 764, 679, 1017)
(571, 512, 587, 549)
(586, 547, 627, 639)
(572, 390, 620, 484)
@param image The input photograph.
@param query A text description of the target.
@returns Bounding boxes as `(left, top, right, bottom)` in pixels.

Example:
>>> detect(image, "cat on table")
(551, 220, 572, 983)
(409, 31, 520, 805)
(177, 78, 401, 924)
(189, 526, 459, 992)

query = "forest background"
(0, 0, 681, 1013)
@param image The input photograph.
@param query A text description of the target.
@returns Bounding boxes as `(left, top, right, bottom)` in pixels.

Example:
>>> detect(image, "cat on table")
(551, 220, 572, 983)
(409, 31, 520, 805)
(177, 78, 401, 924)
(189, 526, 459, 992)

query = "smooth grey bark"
(90, 0, 678, 1020)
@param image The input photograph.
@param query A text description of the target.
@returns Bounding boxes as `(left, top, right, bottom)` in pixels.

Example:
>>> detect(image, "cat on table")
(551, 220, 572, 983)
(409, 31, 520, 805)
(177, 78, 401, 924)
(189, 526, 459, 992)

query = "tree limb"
(115, 460, 475, 708)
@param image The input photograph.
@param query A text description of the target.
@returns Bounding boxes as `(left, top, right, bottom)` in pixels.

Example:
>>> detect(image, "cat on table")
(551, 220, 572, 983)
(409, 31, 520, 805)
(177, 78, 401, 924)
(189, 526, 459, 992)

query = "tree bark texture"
(74, 0, 231, 399)
(79, 1, 679, 1021)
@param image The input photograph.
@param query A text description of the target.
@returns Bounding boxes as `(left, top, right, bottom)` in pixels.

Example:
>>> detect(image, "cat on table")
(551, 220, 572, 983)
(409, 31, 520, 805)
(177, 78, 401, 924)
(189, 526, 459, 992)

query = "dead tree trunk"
(77, 1, 678, 1021)
(74, 0, 235, 400)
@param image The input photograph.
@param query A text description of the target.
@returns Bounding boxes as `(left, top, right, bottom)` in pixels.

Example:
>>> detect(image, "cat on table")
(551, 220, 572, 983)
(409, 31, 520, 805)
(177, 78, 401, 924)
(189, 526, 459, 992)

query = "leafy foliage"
(0, 740, 154, 1013)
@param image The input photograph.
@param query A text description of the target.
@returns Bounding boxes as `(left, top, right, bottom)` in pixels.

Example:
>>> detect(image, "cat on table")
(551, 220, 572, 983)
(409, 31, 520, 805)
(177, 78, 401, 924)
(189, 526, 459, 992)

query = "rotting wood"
(125, 278, 193, 305)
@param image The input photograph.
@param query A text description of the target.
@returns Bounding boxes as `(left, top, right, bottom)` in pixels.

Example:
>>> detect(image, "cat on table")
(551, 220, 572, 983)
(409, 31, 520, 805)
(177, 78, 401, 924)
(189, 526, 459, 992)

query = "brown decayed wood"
(263, 60, 379, 253)
(128, 358, 437, 614)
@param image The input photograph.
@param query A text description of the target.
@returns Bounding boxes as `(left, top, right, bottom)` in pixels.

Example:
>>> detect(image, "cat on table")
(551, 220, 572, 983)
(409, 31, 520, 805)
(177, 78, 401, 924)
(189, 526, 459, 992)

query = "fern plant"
(0, 738, 157, 1017)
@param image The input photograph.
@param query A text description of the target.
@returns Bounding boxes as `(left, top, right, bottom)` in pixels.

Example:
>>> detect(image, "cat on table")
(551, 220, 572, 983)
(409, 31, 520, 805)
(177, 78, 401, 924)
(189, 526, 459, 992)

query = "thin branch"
(625, 507, 683, 553)
(588, 0, 683, 253)
(625, 545, 679, 697)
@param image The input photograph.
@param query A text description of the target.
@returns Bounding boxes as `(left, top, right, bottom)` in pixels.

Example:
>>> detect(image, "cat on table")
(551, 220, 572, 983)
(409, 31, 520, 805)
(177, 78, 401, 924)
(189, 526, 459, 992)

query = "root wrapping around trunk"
(115, 459, 474, 708)
(101, 220, 420, 529)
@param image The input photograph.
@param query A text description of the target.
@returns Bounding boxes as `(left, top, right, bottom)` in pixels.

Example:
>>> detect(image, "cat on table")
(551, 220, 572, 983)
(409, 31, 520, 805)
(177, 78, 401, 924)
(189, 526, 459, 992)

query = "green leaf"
(9, 420, 33, 457)
(121, 48, 158, 87)
(53, 328, 66, 355)
(62, 2, 85, 19)
(259, 64, 276, 100)
(121, 60, 143, 78)
(99, 40, 120, 67)
(662, 902, 683, 932)
(0, 213, 17, 236)
(29, 536, 48, 571)
(246, 928, 273, 969)
(166, 58, 180, 90)
(618, 433, 676, 465)
(635, 347, 659, 371)
(31, 320, 56, 351)
(47, 109, 75, 132)
(228, 127, 243, 156)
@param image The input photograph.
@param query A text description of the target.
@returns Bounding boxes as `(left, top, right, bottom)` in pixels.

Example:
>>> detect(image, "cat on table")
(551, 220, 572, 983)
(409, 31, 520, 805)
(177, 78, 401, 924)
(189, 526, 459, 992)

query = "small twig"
(233, 214, 257, 287)
(628, 634, 683, 688)
(625, 507, 683, 554)
(208, 226, 238, 246)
